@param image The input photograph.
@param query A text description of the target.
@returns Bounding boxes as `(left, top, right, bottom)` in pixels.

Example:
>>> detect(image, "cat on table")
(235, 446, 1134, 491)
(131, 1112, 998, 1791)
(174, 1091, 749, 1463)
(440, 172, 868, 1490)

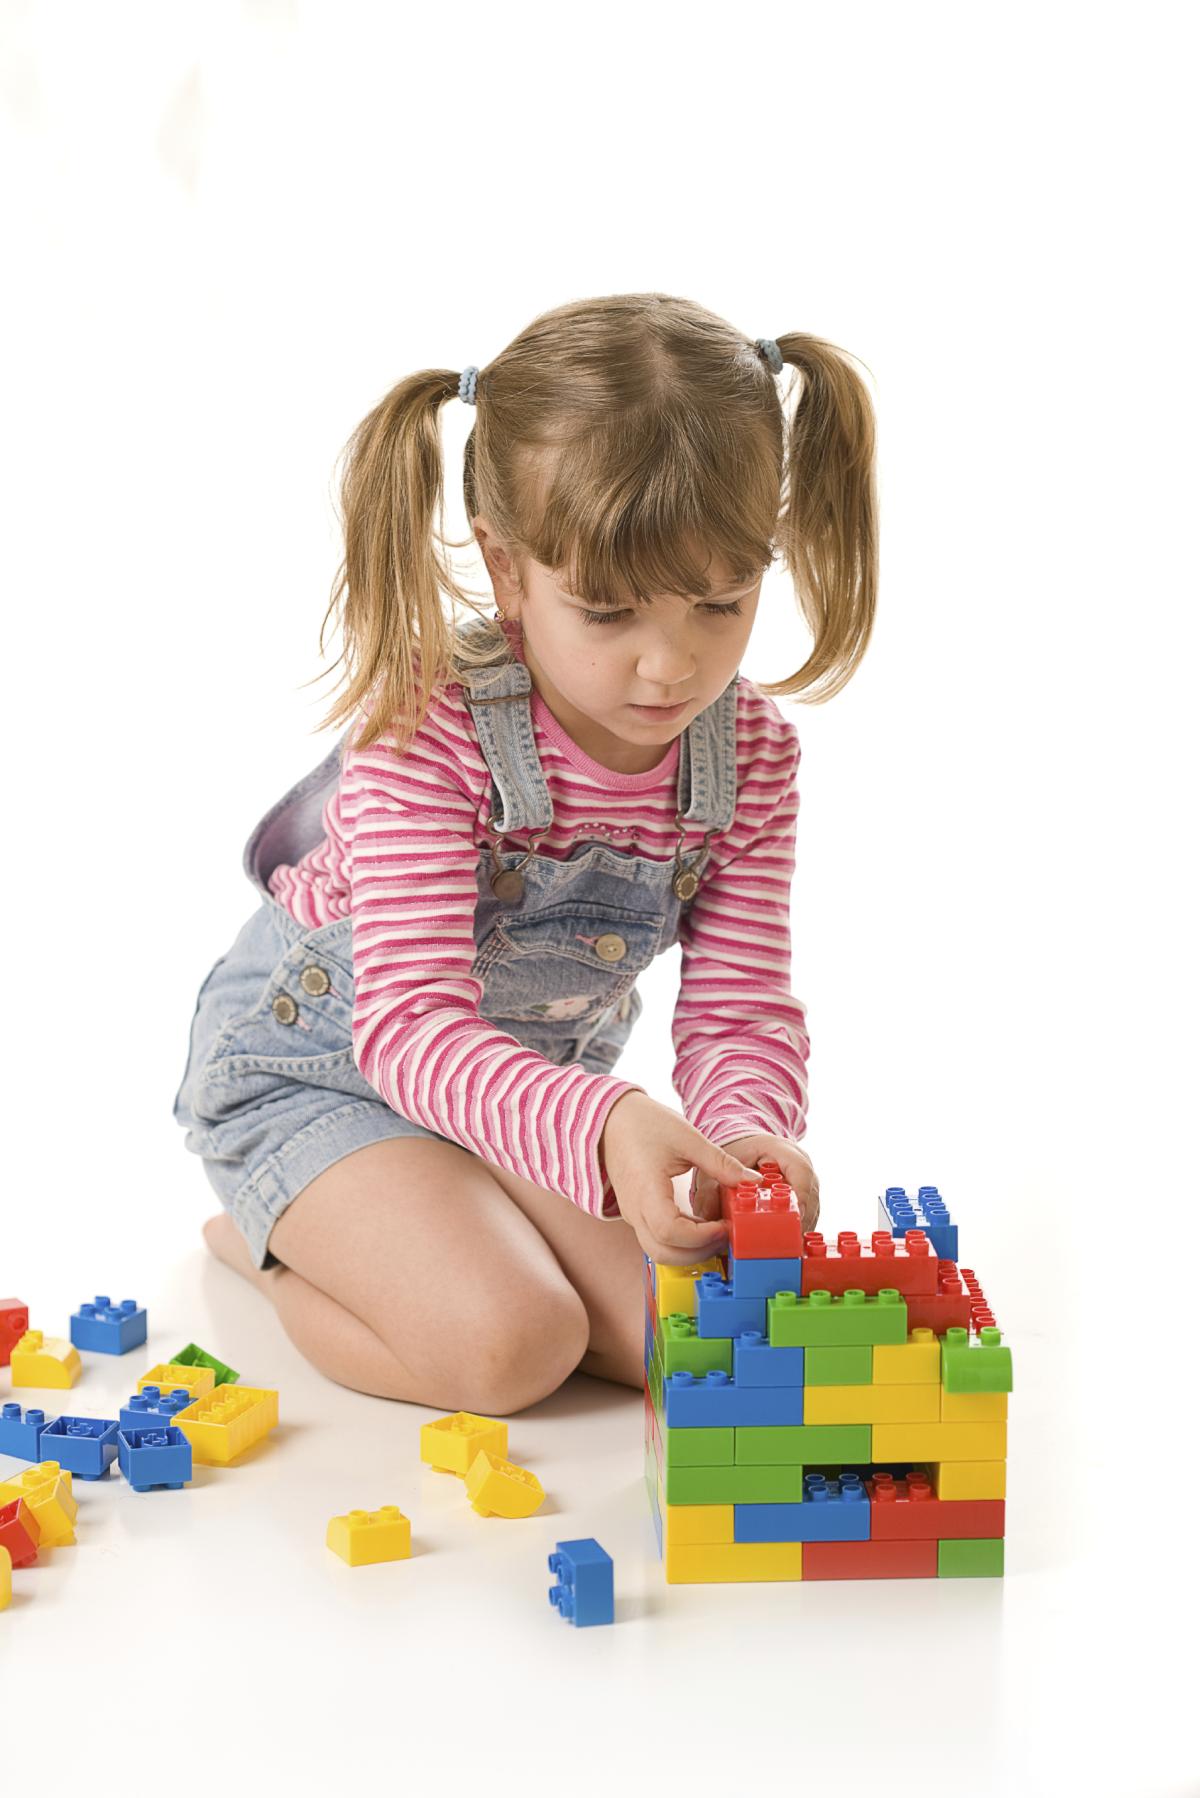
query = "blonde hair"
(305, 292, 878, 757)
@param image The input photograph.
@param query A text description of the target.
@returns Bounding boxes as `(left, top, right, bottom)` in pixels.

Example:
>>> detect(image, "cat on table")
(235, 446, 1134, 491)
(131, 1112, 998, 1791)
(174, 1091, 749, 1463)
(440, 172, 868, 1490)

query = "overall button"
(272, 992, 299, 1025)
(594, 933, 628, 963)
(299, 965, 330, 995)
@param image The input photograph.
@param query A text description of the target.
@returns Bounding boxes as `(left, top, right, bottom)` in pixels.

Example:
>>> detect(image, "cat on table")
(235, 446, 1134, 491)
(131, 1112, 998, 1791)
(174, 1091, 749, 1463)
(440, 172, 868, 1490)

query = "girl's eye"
(579, 600, 745, 628)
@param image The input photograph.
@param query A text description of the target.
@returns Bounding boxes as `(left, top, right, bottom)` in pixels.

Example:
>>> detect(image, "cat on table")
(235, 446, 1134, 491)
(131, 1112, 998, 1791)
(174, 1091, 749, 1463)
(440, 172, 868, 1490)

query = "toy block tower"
(643, 1165, 1010, 1583)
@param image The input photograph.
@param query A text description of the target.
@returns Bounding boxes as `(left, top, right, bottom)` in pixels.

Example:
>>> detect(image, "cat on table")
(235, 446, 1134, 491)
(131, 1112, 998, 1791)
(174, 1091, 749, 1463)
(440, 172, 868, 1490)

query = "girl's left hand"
(688, 1133, 820, 1234)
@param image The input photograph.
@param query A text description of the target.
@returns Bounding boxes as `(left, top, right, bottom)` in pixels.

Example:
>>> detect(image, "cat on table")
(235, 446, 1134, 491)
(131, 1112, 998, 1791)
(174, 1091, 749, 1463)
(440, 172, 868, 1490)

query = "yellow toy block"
(0, 1544, 9, 1610)
(940, 1388, 1008, 1422)
(933, 1459, 1007, 1500)
(873, 1420, 1007, 1462)
(326, 1506, 411, 1565)
(804, 1383, 940, 1426)
(872, 1328, 941, 1384)
(419, 1411, 507, 1477)
(666, 1539, 803, 1583)
(0, 1461, 77, 1546)
(137, 1362, 215, 1399)
(10, 1330, 81, 1389)
(173, 1385, 278, 1464)
(664, 1504, 734, 1545)
(655, 1257, 724, 1319)
(464, 1451, 545, 1518)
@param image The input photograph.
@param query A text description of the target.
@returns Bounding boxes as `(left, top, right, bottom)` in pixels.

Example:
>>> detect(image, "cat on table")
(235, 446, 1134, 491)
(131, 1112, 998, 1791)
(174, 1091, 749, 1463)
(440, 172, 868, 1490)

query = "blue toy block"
(878, 1187, 958, 1263)
(0, 1403, 56, 1460)
(548, 1538, 614, 1627)
(117, 1425, 192, 1491)
(664, 1371, 805, 1429)
(695, 1274, 767, 1340)
(734, 1474, 870, 1543)
(38, 1415, 120, 1480)
(732, 1330, 805, 1388)
(727, 1251, 802, 1301)
(118, 1387, 195, 1434)
(69, 1296, 147, 1355)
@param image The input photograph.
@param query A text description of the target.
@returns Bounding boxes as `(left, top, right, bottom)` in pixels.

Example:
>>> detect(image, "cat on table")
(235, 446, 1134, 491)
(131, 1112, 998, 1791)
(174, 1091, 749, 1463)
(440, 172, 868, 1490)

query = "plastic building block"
(960, 1268, 1000, 1334)
(666, 1539, 804, 1583)
(696, 1274, 768, 1340)
(173, 1385, 278, 1464)
(804, 1344, 873, 1385)
(904, 1272, 974, 1335)
(878, 1185, 958, 1262)
(464, 1451, 546, 1518)
(727, 1250, 802, 1300)
(69, 1296, 147, 1355)
(735, 1474, 870, 1543)
(326, 1505, 411, 1564)
(872, 1329, 942, 1384)
(872, 1420, 1007, 1462)
(168, 1342, 240, 1385)
(0, 1461, 77, 1546)
(663, 1425, 735, 1467)
(664, 1370, 804, 1429)
(932, 1460, 1006, 1500)
(804, 1536, 938, 1579)
(120, 1387, 196, 1433)
(665, 1463, 806, 1505)
(732, 1329, 805, 1388)
(137, 1362, 215, 1399)
(938, 1536, 1004, 1577)
(720, 1179, 804, 1258)
(804, 1383, 941, 1426)
(0, 1496, 41, 1568)
(866, 1471, 1005, 1540)
(38, 1415, 120, 1480)
(664, 1504, 734, 1545)
(0, 1299, 29, 1367)
(0, 1404, 56, 1460)
(10, 1330, 81, 1389)
(735, 1423, 871, 1465)
(118, 1425, 192, 1490)
(548, 1538, 614, 1626)
(941, 1326, 1013, 1393)
(0, 1544, 9, 1610)
(659, 1314, 733, 1378)
(801, 1230, 938, 1298)
(419, 1411, 508, 1477)
(768, 1288, 908, 1349)
(941, 1388, 1008, 1421)
(655, 1257, 724, 1318)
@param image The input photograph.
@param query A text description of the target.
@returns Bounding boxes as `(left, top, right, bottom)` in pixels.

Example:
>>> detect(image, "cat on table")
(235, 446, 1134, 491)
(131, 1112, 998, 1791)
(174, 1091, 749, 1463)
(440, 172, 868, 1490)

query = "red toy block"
(801, 1230, 938, 1298)
(865, 1472, 1005, 1540)
(960, 1268, 999, 1334)
(0, 1495, 41, 1567)
(904, 1264, 974, 1334)
(803, 1537, 939, 1579)
(0, 1300, 30, 1368)
(720, 1175, 803, 1258)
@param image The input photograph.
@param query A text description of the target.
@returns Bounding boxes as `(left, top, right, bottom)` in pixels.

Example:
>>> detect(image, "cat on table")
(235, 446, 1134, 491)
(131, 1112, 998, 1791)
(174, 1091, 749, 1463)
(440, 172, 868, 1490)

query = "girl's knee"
(461, 1283, 590, 1414)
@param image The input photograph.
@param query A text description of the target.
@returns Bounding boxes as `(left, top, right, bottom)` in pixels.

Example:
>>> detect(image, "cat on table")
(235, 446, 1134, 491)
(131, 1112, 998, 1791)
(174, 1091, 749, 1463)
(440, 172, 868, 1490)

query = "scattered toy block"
(0, 1544, 9, 1610)
(136, 1363, 215, 1399)
(69, 1297, 147, 1355)
(0, 1404, 55, 1461)
(120, 1387, 196, 1433)
(326, 1506, 411, 1565)
(38, 1415, 120, 1481)
(0, 1299, 29, 1367)
(168, 1342, 240, 1385)
(0, 1462, 77, 1546)
(419, 1411, 508, 1477)
(768, 1289, 908, 1349)
(173, 1385, 278, 1464)
(0, 1497, 41, 1568)
(118, 1425, 193, 1491)
(464, 1451, 545, 1518)
(10, 1330, 81, 1389)
(548, 1538, 614, 1625)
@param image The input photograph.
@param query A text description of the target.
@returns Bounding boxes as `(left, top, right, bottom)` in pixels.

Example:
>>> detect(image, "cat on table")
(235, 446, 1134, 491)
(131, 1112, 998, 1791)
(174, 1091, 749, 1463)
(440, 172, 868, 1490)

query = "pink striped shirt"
(268, 648, 810, 1219)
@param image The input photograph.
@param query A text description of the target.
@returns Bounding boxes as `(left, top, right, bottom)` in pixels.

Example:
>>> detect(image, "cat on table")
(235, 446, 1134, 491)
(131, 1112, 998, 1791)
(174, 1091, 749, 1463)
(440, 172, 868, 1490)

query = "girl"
(172, 292, 877, 1418)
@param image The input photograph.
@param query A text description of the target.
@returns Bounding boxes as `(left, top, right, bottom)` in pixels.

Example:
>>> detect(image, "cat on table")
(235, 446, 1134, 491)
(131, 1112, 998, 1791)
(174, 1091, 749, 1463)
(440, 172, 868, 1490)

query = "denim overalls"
(172, 622, 740, 1268)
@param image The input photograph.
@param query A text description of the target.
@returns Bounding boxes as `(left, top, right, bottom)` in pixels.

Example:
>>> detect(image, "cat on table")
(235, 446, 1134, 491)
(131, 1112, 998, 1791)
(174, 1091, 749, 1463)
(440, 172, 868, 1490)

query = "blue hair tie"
(755, 337, 783, 374)
(458, 365, 479, 405)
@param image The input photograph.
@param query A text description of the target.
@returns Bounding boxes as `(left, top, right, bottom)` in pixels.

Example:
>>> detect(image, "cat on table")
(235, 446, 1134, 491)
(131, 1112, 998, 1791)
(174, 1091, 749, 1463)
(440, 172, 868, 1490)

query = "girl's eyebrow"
(559, 579, 755, 607)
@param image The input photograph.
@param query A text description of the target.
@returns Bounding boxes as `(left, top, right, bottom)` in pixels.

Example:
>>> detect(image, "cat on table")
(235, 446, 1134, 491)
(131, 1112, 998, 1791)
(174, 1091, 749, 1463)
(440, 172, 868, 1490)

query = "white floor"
(1, 1223, 1193, 1798)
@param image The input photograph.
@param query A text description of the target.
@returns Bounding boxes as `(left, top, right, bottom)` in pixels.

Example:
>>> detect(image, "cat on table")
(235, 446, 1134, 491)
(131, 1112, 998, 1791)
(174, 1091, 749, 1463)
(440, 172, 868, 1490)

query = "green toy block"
(768, 1288, 908, 1349)
(665, 1462, 806, 1504)
(804, 1344, 873, 1385)
(169, 1341, 240, 1386)
(736, 1423, 872, 1465)
(940, 1326, 1013, 1394)
(664, 1425, 735, 1467)
(938, 1537, 1005, 1577)
(659, 1314, 733, 1378)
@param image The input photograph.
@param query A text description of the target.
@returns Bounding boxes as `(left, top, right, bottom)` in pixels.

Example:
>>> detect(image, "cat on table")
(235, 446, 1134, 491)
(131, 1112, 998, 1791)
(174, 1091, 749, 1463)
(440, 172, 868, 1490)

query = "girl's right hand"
(599, 1090, 763, 1265)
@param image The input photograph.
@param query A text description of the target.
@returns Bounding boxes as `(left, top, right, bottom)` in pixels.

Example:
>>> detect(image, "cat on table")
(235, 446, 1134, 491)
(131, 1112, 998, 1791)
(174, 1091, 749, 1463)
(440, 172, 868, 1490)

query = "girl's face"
(474, 521, 762, 775)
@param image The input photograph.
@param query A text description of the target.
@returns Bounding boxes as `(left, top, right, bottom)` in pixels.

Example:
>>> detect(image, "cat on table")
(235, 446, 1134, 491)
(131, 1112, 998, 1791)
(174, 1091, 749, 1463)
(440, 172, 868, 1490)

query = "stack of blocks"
(643, 1168, 1011, 1583)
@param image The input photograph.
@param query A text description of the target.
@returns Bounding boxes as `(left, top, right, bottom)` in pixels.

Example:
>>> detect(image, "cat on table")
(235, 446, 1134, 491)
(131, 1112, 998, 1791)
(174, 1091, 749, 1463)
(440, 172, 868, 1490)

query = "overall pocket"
(474, 902, 664, 1027)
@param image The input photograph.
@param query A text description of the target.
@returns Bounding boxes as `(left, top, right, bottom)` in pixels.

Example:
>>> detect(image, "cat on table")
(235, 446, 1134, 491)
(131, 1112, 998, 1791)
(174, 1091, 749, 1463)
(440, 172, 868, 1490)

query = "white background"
(2, 3, 1196, 1793)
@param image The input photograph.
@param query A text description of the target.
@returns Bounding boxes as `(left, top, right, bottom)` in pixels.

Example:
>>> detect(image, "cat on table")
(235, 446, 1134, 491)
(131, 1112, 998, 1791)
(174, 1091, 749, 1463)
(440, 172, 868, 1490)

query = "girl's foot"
(201, 1212, 276, 1295)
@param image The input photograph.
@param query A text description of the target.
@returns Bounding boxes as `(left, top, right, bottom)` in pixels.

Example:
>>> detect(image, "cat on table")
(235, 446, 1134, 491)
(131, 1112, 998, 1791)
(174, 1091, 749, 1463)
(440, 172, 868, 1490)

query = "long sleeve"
(670, 719, 810, 1150)
(341, 717, 645, 1219)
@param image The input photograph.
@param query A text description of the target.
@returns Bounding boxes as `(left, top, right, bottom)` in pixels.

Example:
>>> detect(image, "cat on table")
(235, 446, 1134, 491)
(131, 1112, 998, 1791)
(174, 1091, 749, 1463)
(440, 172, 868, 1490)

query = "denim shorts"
(172, 898, 457, 1270)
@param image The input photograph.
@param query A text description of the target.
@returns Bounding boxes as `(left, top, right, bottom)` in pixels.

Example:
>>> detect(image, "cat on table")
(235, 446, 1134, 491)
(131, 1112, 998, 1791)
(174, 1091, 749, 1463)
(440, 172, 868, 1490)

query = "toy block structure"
(69, 1296, 147, 1355)
(644, 1165, 1010, 1583)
